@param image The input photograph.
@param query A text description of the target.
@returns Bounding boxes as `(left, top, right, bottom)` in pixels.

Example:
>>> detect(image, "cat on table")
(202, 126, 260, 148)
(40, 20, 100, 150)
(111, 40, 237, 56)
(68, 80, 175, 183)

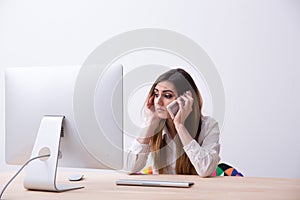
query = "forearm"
(137, 120, 160, 144)
(128, 120, 158, 171)
(137, 127, 152, 144)
(125, 140, 150, 173)
(175, 122, 220, 177)
(184, 140, 220, 177)
(174, 123, 193, 146)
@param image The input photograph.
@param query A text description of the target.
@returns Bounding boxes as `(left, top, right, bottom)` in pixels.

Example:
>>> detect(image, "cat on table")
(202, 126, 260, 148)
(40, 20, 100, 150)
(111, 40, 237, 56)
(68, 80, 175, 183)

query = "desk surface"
(1, 170, 300, 200)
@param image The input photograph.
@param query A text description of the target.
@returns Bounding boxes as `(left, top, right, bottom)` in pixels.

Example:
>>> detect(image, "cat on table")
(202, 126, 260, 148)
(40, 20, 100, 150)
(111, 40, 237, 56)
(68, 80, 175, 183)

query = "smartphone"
(167, 100, 179, 119)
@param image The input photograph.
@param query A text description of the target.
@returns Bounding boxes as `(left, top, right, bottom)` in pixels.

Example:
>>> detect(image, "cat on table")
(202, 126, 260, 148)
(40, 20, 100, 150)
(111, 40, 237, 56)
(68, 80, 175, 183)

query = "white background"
(0, 0, 300, 178)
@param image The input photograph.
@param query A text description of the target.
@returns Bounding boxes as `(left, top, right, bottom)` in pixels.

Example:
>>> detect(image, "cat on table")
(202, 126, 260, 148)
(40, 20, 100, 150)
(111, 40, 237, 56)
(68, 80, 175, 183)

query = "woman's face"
(153, 81, 178, 119)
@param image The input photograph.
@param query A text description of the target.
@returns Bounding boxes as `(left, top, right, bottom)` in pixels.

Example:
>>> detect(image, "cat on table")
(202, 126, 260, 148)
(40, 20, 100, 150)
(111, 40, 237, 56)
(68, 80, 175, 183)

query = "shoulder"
(201, 116, 218, 130)
(199, 116, 220, 138)
(196, 116, 220, 144)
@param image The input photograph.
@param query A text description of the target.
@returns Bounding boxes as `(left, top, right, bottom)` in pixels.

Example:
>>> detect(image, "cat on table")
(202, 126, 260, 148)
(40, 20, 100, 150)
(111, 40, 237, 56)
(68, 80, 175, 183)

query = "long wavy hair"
(146, 68, 203, 174)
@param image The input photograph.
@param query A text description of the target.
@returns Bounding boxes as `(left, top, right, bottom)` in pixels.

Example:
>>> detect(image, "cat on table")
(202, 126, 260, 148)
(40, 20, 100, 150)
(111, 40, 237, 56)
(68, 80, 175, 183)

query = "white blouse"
(125, 116, 221, 177)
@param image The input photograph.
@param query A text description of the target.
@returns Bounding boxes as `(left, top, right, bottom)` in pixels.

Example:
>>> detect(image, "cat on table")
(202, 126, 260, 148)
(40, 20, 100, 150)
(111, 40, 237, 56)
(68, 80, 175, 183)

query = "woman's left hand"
(173, 90, 194, 126)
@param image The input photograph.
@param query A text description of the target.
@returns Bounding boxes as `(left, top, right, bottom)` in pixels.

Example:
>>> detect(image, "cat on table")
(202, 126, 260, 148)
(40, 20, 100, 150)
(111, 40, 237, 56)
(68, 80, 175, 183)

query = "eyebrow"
(154, 88, 174, 93)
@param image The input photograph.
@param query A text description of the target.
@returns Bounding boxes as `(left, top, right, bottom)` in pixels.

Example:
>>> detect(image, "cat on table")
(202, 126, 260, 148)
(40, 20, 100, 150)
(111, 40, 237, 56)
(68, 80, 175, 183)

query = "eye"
(154, 93, 159, 98)
(164, 93, 173, 99)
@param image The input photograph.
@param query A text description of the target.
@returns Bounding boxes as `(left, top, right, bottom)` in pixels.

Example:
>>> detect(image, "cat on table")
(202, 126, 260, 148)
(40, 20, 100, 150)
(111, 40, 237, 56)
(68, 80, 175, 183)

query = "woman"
(126, 68, 220, 177)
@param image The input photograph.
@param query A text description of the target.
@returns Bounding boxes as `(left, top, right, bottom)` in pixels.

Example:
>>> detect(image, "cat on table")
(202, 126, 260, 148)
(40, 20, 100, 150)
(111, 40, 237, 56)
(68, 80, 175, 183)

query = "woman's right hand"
(144, 95, 160, 129)
(137, 95, 161, 144)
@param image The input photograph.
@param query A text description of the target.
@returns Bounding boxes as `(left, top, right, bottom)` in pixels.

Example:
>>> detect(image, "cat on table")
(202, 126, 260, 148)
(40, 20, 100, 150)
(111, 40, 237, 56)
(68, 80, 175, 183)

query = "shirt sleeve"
(183, 117, 221, 177)
(124, 139, 151, 173)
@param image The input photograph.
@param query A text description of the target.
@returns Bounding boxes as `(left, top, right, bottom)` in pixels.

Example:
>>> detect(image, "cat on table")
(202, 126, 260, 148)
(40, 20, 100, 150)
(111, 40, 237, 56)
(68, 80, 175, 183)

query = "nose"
(156, 95, 163, 106)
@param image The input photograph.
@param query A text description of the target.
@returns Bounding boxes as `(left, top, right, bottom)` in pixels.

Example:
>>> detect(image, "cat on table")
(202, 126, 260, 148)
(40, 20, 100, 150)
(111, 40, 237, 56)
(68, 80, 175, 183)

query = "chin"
(157, 113, 168, 119)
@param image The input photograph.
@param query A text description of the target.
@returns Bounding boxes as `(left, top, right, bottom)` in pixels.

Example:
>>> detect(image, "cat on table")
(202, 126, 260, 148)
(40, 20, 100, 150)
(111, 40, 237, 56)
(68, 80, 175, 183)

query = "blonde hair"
(147, 68, 203, 174)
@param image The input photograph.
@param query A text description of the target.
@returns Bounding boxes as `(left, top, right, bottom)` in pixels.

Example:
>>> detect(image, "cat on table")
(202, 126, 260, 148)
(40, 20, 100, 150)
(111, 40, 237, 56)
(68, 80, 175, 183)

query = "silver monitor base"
(23, 115, 84, 192)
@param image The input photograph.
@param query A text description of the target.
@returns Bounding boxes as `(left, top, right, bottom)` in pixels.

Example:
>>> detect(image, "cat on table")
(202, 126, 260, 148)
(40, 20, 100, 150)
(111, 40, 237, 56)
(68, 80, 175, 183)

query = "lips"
(156, 107, 165, 112)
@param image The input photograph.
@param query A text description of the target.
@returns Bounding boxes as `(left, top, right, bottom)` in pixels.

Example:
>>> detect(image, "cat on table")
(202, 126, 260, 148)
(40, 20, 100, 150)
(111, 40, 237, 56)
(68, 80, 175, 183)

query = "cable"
(0, 154, 50, 200)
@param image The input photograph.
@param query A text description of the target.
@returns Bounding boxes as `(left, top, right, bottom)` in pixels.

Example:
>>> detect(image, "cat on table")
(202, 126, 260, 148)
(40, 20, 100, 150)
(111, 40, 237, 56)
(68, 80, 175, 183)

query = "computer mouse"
(68, 174, 84, 181)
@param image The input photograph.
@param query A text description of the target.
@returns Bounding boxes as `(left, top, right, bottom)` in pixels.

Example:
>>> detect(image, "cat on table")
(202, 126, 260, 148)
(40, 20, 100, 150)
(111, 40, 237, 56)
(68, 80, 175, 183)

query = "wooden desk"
(1, 170, 300, 200)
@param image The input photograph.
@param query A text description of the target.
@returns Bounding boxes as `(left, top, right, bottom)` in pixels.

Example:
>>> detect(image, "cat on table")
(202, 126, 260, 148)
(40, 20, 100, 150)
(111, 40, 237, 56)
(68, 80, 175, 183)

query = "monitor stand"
(23, 115, 84, 192)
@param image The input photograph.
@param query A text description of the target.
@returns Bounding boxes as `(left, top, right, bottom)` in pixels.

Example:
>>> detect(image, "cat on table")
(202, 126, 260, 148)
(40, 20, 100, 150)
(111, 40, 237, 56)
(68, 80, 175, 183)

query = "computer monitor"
(4, 64, 123, 191)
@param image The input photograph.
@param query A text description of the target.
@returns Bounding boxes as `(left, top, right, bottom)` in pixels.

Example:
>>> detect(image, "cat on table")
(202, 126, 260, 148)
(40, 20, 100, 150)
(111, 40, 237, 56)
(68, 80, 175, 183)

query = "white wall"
(1, 0, 299, 178)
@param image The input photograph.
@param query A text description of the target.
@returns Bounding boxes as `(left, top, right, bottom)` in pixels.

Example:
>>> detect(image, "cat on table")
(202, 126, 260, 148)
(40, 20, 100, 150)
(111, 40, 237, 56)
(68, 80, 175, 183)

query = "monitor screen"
(5, 64, 123, 171)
